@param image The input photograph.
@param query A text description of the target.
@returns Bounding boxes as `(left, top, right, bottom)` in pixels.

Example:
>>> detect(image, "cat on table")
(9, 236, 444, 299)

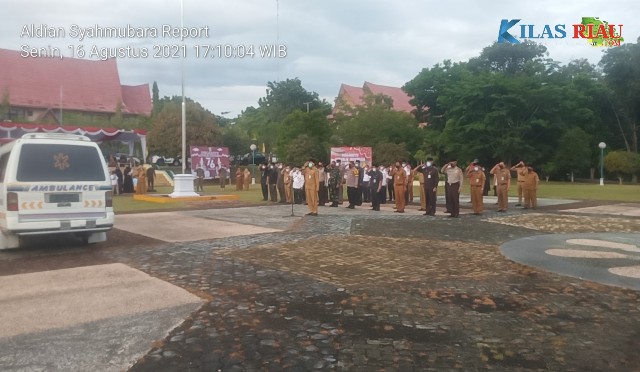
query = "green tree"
(282, 134, 327, 166)
(236, 78, 332, 154)
(604, 150, 640, 184)
(148, 97, 222, 156)
(151, 81, 160, 116)
(222, 125, 252, 157)
(599, 37, 640, 152)
(277, 110, 331, 159)
(553, 127, 592, 182)
(373, 142, 411, 166)
(336, 104, 422, 161)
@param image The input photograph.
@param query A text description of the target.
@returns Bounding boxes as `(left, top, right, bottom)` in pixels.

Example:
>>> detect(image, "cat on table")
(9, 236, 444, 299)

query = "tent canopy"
(0, 122, 148, 161)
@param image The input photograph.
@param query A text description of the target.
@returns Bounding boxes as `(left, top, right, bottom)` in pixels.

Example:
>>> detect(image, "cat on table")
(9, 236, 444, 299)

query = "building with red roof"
(332, 81, 415, 117)
(0, 48, 151, 123)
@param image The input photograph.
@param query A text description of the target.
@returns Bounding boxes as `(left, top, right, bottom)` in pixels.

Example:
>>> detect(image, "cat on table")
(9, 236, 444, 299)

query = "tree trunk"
(633, 174, 638, 183)
(571, 171, 574, 183)
(590, 167, 595, 180)
(618, 176, 623, 185)
(545, 176, 550, 182)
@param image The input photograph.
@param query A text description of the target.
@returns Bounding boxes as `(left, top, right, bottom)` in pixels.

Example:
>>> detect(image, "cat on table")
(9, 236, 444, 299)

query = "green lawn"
(114, 181, 640, 213)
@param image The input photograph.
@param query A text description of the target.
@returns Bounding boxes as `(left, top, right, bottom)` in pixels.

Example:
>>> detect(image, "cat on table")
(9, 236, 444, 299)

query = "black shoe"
(515, 203, 522, 207)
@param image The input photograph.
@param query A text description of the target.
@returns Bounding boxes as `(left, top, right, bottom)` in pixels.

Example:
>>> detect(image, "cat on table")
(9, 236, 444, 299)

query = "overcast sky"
(3, 0, 638, 118)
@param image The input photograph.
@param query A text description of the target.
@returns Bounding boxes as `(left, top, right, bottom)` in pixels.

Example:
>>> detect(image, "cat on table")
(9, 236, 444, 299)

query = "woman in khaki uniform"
(235, 168, 244, 190)
(243, 167, 251, 190)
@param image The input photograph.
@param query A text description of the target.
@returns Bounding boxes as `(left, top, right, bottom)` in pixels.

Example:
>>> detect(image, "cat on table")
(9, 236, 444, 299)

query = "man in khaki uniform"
(304, 160, 320, 216)
(510, 161, 526, 206)
(393, 162, 407, 213)
(467, 162, 486, 215)
(520, 166, 540, 209)
(491, 162, 511, 212)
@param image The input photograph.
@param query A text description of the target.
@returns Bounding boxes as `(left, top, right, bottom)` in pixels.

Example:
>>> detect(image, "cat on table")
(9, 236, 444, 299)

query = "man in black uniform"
(260, 163, 269, 201)
(419, 157, 439, 216)
(267, 163, 278, 202)
(368, 164, 383, 211)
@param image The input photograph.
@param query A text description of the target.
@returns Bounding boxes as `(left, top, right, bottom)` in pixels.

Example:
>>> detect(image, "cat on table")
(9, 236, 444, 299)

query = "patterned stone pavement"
(4, 202, 640, 371)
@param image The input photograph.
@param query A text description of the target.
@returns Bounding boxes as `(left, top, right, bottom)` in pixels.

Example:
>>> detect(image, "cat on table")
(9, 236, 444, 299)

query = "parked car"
(240, 152, 267, 165)
(105, 152, 141, 166)
(151, 155, 182, 166)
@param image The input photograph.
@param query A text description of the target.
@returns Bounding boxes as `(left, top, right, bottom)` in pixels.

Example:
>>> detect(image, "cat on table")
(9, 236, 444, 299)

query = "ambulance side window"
(0, 153, 9, 183)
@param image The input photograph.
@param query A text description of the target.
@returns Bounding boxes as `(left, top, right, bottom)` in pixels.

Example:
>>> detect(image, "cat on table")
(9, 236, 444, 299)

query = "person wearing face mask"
(335, 159, 345, 204)
(243, 166, 251, 191)
(276, 163, 286, 203)
(354, 160, 363, 206)
(393, 162, 407, 213)
(345, 161, 359, 209)
(260, 163, 269, 201)
(467, 160, 486, 215)
(418, 158, 439, 216)
(317, 162, 328, 207)
(328, 161, 341, 207)
(519, 166, 539, 209)
(379, 165, 388, 204)
(235, 167, 244, 191)
(441, 160, 463, 217)
(283, 165, 293, 203)
(490, 161, 511, 212)
(367, 163, 383, 211)
(387, 164, 395, 203)
(361, 164, 371, 204)
(267, 163, 278, 202)
(403, 161, 413, 205)
(304, 160, 320, 215)
(413, 162, 427, 211)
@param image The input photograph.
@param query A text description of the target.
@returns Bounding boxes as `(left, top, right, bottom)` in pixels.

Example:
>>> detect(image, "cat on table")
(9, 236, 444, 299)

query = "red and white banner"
(190, 146, 230, 179)
(330, 147, 372, 165)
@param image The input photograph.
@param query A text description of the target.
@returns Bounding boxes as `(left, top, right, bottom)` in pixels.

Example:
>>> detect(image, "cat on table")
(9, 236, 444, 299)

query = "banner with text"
(330, 147, 372, 165)
(190, 146, 230, 179)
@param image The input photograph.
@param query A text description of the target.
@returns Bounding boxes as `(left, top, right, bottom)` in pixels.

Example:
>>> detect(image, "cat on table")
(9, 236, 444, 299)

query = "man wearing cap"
(510, 160, 526, 207)
(304, 160, 320, 216)
(419, 158, 439, 216)
(442, 160, 463, 217)
(345, 161, 359, 209)
(467, 160, 486, 215)
(491, 161, 511, 212)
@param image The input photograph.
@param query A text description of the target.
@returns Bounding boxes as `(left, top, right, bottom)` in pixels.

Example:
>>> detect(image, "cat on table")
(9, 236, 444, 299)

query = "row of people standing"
(109, 164, 156, 195)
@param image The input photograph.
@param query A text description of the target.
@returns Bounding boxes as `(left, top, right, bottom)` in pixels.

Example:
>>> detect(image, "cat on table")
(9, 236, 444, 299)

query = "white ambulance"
(0, 133, 115, 249)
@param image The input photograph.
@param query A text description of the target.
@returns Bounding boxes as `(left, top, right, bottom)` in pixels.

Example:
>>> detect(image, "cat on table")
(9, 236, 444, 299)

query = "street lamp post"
(250, 143, 257, 185)
(599, 142, 607, 186)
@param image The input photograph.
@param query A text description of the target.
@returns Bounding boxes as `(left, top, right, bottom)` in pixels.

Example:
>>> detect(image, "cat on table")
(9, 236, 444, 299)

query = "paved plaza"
(1, 198, 640, 371)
